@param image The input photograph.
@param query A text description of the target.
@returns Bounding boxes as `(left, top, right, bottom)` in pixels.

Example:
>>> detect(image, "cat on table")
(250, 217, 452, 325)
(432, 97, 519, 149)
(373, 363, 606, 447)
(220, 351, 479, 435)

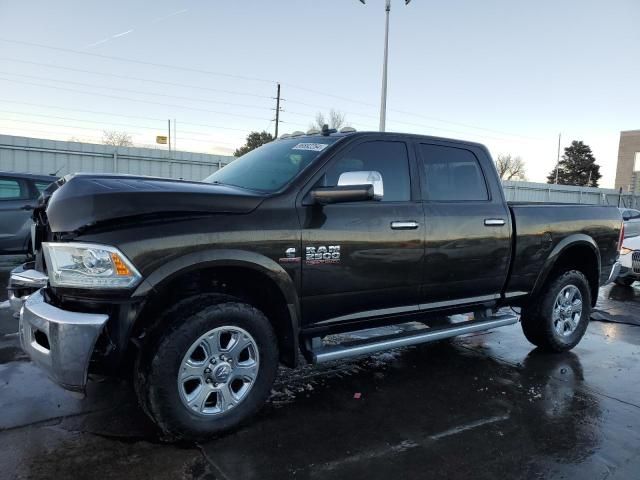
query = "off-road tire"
(521, 270, 591, 352)
(134, 294, 279, 440)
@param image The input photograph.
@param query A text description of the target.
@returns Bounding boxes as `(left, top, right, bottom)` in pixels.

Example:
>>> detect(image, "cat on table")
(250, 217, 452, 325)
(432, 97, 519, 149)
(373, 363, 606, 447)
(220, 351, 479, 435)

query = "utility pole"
(173, 118, 176, 152)
(274, 83, 281, 138)
(168, 119, 172, 156)
(554, 132, 561, 184)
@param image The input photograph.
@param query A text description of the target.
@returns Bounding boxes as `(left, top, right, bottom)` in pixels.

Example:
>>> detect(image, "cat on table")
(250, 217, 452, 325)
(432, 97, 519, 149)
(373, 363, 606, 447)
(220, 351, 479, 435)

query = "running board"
(311, 314, 519, 364)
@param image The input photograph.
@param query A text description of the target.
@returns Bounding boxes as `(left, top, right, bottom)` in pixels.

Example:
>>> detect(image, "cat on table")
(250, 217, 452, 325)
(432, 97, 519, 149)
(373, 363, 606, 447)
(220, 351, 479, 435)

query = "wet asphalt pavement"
(1, 255, 639, 479)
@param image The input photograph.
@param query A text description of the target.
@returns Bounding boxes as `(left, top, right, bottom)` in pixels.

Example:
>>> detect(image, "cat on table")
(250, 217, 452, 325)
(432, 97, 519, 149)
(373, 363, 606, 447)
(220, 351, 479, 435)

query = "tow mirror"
(310, 171, 384, 205)
(338, 171, 384, 200)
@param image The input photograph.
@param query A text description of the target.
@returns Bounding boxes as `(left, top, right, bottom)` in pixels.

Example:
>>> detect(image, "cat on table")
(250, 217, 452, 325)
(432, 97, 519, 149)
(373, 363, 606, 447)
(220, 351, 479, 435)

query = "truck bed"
(506, 203, 622, 298)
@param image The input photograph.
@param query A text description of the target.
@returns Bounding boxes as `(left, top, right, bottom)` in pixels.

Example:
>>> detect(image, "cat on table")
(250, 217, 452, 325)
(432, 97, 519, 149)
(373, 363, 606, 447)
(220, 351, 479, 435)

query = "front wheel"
(135, 296, 279, 440)
(521, 270, 591, 352)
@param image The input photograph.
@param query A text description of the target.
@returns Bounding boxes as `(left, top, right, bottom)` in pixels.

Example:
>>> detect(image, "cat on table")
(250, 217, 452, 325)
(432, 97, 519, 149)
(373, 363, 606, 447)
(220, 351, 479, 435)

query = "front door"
(416, 142, 511, 306)
(298, 139, 424, 325)
(0, 177, 32, 253)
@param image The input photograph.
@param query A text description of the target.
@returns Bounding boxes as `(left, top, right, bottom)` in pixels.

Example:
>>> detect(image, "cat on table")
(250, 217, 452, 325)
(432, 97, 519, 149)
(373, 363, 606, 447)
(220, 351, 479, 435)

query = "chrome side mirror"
(337, 171, 384, 201)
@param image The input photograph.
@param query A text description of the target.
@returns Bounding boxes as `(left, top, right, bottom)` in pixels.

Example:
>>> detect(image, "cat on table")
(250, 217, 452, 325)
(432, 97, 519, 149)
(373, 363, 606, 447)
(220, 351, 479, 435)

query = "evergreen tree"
(234, 131, 274, 157)
(547, 140, 601, 187)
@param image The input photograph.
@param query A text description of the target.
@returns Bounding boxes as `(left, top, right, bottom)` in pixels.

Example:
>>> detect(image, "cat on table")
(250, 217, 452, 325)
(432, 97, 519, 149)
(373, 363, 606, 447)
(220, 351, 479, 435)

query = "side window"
(419, 144, 488, 201)
(0, 178, 24, 200)
(34, 181, 52, 195)
(324, 141, 411, 202)
(630, 210, 640, 220)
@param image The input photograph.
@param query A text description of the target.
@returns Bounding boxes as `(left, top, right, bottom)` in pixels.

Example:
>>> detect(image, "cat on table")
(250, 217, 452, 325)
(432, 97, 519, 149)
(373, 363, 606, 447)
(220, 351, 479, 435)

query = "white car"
(620, 208, 640, 238)
(616, 235, 640, 286)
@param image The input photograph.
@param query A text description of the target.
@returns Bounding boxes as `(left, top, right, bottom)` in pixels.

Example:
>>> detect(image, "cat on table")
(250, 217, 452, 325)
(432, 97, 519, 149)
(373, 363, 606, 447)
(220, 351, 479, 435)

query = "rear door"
(0, 176, 32, 253)
(416, 142, 511, 306)
(298, 138, 424, 325)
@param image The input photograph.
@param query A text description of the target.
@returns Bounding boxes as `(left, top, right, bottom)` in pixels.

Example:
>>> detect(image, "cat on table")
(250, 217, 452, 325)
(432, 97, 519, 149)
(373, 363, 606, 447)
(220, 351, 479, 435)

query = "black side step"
(310, 314, 519, 364)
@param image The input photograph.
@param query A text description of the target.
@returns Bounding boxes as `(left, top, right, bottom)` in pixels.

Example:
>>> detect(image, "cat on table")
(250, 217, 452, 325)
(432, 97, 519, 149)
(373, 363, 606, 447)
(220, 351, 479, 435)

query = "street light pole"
(379, 0, 391, 132)
(360, 0, 412, 132)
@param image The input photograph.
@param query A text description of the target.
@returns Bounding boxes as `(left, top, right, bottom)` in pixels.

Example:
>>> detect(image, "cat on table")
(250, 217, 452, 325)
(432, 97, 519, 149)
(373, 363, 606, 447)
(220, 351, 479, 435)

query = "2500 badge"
(305, 245, 341, 265)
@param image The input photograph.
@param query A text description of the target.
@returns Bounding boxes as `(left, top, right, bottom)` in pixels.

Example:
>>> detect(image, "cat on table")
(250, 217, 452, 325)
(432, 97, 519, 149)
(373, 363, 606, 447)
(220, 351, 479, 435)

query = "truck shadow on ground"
(12, 338, 603, 480)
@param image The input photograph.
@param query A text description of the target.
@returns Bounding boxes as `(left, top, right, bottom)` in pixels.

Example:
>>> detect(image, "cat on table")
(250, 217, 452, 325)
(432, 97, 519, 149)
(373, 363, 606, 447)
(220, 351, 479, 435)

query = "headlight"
(620, 247, 634, 255)
(42, 242, 142, 289)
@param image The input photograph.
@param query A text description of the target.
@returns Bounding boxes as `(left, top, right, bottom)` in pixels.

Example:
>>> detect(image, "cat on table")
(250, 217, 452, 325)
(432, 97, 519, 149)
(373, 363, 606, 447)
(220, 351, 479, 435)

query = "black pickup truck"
(8, 130, 622, 440)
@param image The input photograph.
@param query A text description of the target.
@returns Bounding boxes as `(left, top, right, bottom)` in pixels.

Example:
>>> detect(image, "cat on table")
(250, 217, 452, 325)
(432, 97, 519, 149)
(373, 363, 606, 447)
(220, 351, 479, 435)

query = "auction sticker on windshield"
(292, 143, 329, 152)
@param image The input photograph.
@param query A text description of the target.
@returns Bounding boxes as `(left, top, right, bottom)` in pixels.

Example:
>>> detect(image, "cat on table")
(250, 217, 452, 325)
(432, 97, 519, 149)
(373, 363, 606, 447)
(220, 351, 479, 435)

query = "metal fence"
(0, 134, 234, 181)
(502, 180, 640, 209)
(3, 134, 639, 207)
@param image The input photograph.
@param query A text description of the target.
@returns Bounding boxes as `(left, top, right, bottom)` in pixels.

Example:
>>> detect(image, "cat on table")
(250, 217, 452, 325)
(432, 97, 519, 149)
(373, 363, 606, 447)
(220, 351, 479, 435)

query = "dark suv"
(0, 172, 57, 254)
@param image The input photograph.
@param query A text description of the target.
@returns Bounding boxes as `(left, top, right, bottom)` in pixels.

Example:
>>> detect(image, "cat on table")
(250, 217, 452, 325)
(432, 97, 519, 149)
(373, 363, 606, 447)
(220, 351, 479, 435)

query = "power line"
(0, 124, 100, 143)
(0, 57, 274, 100)
(0, 109, 243, 142)
(0, 77, 273, 122)
(0, 37, 275, 85)
(0, 99, 249, 132)
(1, 118, 238, 147)
(0, 37, 543, 142)
(0, 71, 274, 112)
(1, 38, 540, 141)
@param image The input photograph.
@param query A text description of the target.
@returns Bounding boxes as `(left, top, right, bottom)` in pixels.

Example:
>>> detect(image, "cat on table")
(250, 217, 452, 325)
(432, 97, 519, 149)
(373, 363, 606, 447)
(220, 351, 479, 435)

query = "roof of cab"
(277, 130, 488, 150)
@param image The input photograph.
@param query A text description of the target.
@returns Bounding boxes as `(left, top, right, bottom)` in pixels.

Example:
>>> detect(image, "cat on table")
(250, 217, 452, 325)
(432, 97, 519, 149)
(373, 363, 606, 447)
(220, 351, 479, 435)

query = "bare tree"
(102, 130, 134, 147)
(495, 154, 526, 181)
(310, 109, 348, 131)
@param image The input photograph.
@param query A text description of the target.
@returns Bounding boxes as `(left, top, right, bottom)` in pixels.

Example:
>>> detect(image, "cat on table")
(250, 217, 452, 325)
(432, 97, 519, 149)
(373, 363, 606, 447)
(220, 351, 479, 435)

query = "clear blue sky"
(1, 0, 638, 186)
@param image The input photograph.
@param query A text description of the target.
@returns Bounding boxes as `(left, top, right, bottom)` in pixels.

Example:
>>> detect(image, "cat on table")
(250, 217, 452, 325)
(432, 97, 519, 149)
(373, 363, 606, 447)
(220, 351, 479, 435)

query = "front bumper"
(19, 289, 109, 392)
(7, 264, 48, 314)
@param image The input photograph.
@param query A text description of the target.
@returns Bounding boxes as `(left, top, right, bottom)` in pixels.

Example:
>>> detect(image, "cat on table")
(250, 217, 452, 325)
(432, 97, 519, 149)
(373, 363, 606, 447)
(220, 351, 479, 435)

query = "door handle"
(484, 218, 505, 226)
(391, 221, 419, 230)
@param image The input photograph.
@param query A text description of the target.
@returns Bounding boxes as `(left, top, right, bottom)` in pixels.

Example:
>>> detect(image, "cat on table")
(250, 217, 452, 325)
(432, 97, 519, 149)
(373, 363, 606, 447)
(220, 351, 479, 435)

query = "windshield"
(203, 137, 340, 192)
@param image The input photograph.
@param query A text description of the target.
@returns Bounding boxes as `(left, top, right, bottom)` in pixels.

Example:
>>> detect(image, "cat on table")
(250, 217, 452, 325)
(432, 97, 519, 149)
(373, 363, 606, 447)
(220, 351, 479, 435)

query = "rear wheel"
(521, 270, 591, 352)
(135, 296, 279, 440)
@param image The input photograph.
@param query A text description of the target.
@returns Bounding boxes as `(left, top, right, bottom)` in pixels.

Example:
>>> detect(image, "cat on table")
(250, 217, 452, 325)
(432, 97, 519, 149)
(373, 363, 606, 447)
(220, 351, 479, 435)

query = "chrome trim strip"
(419, 294, 499, 310)
(318, 294, 500, 326)
(313, 314, 519, 363)
(318, 304, 421, 324)
(504, 291, 528, 298)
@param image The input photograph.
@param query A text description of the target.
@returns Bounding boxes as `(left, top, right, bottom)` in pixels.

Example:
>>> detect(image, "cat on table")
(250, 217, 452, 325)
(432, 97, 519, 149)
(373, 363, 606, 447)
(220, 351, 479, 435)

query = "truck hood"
(44, 173, 266, 233)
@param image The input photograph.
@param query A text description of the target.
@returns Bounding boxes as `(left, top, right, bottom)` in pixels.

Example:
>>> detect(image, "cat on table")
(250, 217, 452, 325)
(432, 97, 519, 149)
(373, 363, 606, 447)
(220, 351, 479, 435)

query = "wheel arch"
(531, 234, 600, 306)
(132, 249, 300, 367)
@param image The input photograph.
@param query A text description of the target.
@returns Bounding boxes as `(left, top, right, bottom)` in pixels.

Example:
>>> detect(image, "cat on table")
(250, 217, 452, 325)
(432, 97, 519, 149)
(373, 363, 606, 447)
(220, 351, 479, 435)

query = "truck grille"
(633, 252, 640, 274)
